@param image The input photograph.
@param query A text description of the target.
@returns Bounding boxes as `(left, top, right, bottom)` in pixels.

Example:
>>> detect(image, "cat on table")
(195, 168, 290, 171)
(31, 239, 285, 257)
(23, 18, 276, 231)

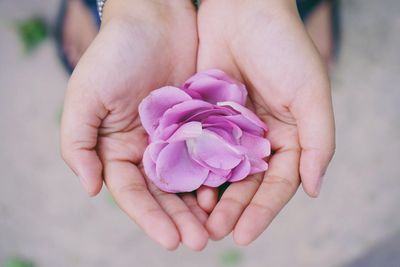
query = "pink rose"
(139, 69, 271, 193)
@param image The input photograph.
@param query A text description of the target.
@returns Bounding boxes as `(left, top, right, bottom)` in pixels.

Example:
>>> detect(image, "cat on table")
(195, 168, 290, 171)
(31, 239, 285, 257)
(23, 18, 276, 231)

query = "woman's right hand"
(61, 0, 210, 251)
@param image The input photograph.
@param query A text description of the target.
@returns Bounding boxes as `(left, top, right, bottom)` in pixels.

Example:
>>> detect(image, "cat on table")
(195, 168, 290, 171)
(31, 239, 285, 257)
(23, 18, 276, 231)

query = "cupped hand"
(61, 0, 209, 251)
(196, 0, 335, 245)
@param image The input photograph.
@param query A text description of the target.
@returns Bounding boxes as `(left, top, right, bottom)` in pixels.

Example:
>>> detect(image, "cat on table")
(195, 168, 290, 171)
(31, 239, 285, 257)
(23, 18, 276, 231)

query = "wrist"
(250, 0, 298, 15)
(101, 0, 195, 24)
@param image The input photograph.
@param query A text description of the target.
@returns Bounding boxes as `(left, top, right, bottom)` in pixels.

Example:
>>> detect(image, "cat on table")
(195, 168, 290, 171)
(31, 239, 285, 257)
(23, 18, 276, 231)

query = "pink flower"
(139, 69, 270, 193)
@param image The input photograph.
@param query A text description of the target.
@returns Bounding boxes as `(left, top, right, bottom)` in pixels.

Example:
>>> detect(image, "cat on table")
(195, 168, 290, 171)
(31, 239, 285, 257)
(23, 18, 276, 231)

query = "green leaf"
(220, 249, 242, 267)
(15, 17, 49, 54)
(4, 257, 36, 267)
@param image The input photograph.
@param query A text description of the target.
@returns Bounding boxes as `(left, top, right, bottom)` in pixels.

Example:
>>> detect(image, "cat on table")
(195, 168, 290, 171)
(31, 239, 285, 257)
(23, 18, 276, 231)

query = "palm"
(62, 1, 210, 251)
(197, 0, 334, 244)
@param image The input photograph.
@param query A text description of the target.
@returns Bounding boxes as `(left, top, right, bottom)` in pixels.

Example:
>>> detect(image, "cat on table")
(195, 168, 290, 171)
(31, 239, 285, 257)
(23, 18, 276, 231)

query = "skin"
(196, 0, 335, 245)
(61, 0, 209, 251)
(304, 0, 334, 65)
(61, 0, 335, 250)
(63, 0, 98, 67)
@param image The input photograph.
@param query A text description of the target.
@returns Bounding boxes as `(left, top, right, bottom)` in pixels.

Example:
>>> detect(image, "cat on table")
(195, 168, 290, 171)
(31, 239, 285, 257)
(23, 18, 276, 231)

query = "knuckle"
(263, 174, 298, 191)
(142, 207, 165, 221)
(151, 188, 169, 198)
(116, 182, 148, 196)
(221, 196, 246, 211)
(249, 201, 279, 218)
(281, 146, 302, 155)
(170, 208, 191, 220)
(181, 195, 197, 209)
(241, 174, 263, 188)
(147, 182, 169, 198)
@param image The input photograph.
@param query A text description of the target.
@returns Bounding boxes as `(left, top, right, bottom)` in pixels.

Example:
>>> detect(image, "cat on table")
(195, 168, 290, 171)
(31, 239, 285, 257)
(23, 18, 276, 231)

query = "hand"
(61, 0, 209, 251)
(196, 0, 335, 245)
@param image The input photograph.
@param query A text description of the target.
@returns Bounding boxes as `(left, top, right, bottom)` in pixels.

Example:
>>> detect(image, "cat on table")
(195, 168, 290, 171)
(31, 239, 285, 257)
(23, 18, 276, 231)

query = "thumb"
(291, 78, 336, 197)
(60, 78, 107, 196)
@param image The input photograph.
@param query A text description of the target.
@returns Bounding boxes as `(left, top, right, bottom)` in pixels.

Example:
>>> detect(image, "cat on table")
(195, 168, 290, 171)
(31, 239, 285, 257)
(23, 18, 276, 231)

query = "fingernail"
(314, 175, 325, 197)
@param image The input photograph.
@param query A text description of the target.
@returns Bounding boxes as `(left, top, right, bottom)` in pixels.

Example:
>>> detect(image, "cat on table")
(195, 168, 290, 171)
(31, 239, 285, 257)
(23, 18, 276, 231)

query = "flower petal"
(143, 146, 158, 183)
(185, 107, 235, 123)
(187, 129, 243, 170)
(203, 115, 243, 144)
(229, 157, 251, 182)
(155, 100, 212, 135)
(203, 172, 229, 187)
(139, 86, 191, 135)
(184, 69, 243, 88)
(217, 101, 268, 131)
(184, 74, 247, 105)
(225, 114, 264, 136)
(249, 158, 269, 175)
(153, 124, 180, 141)
(190, 156, 232, 177)
(155, 142, 209, 193)
(167, 121, 203, 143)
(147, 141, 167, 162)
(240, 132, 271, 159)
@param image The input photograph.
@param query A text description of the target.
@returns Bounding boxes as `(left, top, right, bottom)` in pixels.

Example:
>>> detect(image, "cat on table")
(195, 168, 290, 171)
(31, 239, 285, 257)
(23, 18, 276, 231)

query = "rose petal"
(190, 156, 232, 177)
(155, 142, 209, 193)
(153, 123, 180, 141)
(240, 132, 271, 159)
(203, 115, 243, 144)
(249, 158, 269, 174)
(143, 146, 158, 183)
(147, 141, 167, 162)
(229, 157, 251, 182)
(167, 121, 203, 143)
(203, 172, 229, 187)
(139, 86, 192, 135)
(187, 129, 243, 170)
(184, 69, 245, 92)
(153, 106, 236, 141)
(205, 126, 236, 145)
(184, 107, 235, 123)
(217, 101, 268, 131)
(155, 100, 212, 134)
(184, 74, 247, 105)
(225, 114, 264, 136)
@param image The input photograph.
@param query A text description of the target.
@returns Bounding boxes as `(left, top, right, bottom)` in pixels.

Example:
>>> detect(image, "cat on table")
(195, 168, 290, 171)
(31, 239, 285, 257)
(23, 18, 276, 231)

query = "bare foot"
(63, 0, 98, 68)
(304, 1, 333, 66)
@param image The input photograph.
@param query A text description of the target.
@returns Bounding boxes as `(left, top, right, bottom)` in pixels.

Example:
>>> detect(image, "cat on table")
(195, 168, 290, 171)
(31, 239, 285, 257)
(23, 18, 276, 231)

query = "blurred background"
(1, 0, 399, 266)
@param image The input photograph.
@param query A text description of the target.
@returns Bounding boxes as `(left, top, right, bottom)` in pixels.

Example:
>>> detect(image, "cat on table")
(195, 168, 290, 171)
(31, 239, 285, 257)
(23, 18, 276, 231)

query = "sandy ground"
(0, 0, 399, 266)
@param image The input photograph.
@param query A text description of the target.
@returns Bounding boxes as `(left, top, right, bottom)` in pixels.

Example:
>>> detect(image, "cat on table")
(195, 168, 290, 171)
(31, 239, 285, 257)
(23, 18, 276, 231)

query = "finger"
(60, 78, 108, 196)
(181, 193, 209, 225)
(148, 183, 209, 251)
(291, 81, 335, 197)
(104, 161, 180, 250)
(196, 186, 218, 213)
(205, 173, 263, 240)
(233, 148, 300, 246)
